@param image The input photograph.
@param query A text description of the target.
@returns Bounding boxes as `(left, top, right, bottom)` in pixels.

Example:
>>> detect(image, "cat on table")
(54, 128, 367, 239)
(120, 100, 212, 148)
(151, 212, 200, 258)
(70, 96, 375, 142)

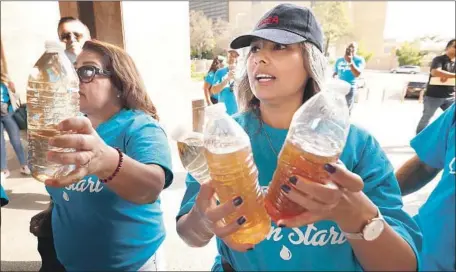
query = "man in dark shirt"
(416, 39, 455, 134)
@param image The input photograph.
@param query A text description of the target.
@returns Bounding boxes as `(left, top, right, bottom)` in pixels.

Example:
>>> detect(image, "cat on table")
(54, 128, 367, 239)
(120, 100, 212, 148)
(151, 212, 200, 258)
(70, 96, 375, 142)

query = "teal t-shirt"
(0, 184, 9, 207)
(334, 56, 365, 87)
(213, 67, 238, 115)
(411, 103, 455, 271)
(178, 111, 421, 271)
(0, 83, 13, 113)
(46, 109, 174, 271)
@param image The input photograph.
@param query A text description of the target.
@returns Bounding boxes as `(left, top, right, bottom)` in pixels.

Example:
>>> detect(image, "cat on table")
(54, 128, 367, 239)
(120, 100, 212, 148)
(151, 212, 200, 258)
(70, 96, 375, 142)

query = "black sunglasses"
(60, 32, 84, 42)
(76, 65, 111, 83)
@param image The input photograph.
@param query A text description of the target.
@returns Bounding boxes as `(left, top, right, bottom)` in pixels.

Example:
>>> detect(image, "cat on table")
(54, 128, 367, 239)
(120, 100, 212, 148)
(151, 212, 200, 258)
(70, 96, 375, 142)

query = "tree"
(357, 42, 373, 63)
(312, 2, 352, 56)
(395, 42, 428, 66)
(190, 10, 215, 58)
(212, 18, 233, 56)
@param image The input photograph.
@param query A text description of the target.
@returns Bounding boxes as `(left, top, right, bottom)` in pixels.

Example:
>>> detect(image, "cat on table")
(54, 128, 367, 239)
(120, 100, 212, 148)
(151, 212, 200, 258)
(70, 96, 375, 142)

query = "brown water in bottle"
(205, 145, 271, 245)
(264, 139, 339, 223)
(27, 41, 80, 182)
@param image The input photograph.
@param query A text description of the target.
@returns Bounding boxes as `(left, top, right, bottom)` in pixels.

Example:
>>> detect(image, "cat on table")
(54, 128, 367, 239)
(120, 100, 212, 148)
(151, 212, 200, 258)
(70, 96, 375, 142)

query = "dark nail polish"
(289, 176, 298, 185)
(281, 184, 291, 193)
(237, 216, 246, 225)
(278, 224, 287, 228)
(233, 196, 243, 207)
(247, 248, 254, 251)
(324, 163, 336, 174)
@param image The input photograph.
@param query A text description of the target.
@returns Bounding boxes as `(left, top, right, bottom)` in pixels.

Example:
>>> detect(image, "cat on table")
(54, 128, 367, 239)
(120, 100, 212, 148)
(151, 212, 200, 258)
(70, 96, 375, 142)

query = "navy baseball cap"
(230, 3, 324, 53)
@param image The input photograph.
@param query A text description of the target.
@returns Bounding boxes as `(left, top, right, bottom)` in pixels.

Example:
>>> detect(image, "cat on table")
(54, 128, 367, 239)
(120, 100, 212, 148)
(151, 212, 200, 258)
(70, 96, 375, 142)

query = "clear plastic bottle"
(172, 127, 210, 184)
(204, 103, 271, 245)
(264, 79, 351, 223)
(27, 40, 80, 182)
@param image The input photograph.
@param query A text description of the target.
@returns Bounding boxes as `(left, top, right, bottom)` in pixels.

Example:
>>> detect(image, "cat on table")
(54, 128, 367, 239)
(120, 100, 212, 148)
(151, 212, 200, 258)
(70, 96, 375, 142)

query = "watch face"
(363, 219, 385, 241)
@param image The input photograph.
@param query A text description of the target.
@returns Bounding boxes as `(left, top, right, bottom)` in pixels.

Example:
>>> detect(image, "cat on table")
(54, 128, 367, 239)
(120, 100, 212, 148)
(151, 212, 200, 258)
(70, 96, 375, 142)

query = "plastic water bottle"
(172, 127, 210, 184)
(264, 79, 351, 223)
(27, 40, 80, 182)
(204, 103, 270, 245)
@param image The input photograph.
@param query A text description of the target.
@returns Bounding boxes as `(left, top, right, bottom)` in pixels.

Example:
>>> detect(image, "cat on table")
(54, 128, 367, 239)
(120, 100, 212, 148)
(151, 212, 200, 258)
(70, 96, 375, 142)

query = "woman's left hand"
(277, 161, 378, 232)
(45, 116, 115, 187)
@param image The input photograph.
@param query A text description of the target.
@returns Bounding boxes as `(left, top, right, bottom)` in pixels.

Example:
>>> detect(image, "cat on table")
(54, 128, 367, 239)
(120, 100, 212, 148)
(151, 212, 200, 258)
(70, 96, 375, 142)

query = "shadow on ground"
(2, 190, 50, 211)
(0, 261, 41, 271)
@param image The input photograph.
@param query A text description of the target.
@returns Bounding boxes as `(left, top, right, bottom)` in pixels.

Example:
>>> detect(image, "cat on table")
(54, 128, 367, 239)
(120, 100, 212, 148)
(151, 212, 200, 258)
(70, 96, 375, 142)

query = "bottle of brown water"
(27, 41, 80, 182)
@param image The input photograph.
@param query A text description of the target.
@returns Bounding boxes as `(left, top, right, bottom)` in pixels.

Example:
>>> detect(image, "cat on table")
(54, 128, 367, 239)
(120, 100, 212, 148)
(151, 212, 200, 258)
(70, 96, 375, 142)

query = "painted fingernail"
(289, 176, 298, 185)
(237, 216, 246, 225)
(278, 224, 287, 228)
(324, 164, 336, 174)
(233, 196, 243, 207)
(281, 184, 291, 193)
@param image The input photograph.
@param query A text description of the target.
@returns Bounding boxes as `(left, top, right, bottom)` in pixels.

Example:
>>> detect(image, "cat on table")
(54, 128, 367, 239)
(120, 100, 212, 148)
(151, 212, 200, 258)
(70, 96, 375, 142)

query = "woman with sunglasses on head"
(204, 56, 225, 105)
(176, 4, 421, 271)
(43, 40, 173, 271)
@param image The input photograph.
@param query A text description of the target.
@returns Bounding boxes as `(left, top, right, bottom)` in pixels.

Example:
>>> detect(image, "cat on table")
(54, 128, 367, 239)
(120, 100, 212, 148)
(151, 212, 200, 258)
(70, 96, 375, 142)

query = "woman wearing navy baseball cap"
(176, 4, 420, 271)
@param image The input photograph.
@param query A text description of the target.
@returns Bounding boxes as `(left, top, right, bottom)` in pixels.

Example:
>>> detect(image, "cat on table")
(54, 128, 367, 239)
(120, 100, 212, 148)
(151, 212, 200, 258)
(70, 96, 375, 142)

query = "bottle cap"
(170, 126, 191, 142)
(205, 103, 226, 116)
(45, 40, 65, 52)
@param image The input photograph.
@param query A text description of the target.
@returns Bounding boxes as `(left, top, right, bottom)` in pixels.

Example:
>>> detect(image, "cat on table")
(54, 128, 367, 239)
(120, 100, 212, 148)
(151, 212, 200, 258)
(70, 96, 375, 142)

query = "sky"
(384, 1, 455, 41)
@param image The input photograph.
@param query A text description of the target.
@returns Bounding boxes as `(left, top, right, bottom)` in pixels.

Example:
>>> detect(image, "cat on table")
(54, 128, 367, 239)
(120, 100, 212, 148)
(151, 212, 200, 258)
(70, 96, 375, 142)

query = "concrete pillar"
(121, 1, 192, 132)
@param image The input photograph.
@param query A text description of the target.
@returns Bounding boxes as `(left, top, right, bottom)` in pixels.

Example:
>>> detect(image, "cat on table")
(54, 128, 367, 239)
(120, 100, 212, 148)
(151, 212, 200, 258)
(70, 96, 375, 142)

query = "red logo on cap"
(258, 15, 279, 27)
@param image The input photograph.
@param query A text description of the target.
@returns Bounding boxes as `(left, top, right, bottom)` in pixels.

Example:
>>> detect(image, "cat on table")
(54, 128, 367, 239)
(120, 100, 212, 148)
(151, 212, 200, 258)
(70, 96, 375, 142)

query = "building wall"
(334, 1, 388, 70)
(189, 0, 229, 21)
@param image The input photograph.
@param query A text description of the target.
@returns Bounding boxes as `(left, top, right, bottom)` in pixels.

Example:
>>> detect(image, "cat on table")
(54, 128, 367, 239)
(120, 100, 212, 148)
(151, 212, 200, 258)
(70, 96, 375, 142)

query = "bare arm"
(210, 77, 231, 95)
(176, 207, 214, 247)
(431, 68, 456, 78)
(395, 155, 441, 196)
(337, 195, 417, 271)
(203, 82, 213, 105)
(99, 146, 166, 204)
(349, 62, 362, 78)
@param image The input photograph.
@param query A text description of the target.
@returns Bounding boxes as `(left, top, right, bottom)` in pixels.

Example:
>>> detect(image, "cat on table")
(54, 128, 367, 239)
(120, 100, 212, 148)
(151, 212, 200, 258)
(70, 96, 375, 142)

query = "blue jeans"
(1, 111, 27, 170)
(416, 96, 454, 134)
(345, 86, 357, 114)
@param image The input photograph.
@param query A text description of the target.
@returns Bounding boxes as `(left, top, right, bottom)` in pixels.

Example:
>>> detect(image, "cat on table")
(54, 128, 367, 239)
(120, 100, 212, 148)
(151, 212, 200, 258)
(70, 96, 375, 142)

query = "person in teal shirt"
(203, 56, 225, 105)
(43, 40, 173, 271)
(0, 184, 8, 207)
(209, 49, 240, 115)
(0, 183, 8, 226)
(333, 42, 365, 112)
(176, 4, 420, 271)
(396, 103, 455, 271)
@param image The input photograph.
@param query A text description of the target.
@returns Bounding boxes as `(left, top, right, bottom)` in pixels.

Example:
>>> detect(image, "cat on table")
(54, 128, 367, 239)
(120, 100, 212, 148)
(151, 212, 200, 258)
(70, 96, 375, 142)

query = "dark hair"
(446, 39, 456, 49)
(57, 16, 77, 31)
(82, 40, 160, 121)
(207, 57, 222, 74)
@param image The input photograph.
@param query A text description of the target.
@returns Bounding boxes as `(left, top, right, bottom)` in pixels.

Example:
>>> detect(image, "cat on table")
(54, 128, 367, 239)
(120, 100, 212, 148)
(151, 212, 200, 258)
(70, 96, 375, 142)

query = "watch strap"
(341, 207, 383, 240)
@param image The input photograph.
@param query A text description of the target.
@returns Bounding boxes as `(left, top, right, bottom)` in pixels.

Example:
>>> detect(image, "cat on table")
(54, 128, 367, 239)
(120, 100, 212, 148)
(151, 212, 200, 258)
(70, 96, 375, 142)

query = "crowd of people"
(0, 3, 454, 272)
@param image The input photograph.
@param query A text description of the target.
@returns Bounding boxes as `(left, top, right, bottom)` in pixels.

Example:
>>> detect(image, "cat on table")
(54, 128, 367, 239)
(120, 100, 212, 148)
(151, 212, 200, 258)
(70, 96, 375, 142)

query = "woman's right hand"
(191, 180, 254, 252)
